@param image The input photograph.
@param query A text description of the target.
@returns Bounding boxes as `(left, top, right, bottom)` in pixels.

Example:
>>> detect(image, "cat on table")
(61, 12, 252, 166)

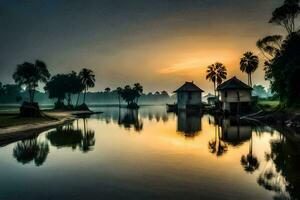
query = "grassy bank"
(258, 100, 280, 111)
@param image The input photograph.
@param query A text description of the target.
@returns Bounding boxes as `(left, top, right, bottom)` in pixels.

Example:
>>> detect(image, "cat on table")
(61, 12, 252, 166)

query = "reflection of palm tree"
(13, 137, 49, 166)
(119, 109, 143, 132)
(46, 120, 95, 153)
(80, 118, 95, 152)
(241, 134, 259, 173)
(208, 123, 228, 157)
(46, 125, 83, 150)
(256, 136, 294, 199)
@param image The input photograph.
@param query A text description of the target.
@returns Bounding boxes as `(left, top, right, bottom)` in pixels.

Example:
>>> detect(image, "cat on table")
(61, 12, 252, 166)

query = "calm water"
(0, 106, 299, 200)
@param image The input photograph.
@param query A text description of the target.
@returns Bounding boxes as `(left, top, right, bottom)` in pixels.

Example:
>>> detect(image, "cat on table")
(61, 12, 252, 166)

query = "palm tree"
(116, 87, 123, 107)
(13, 60, 50, 104)
(206, 62, 227, 97)
(240, 52, 259, 87)
(133, 83, 143, 104)
(79, 68, 95, 104)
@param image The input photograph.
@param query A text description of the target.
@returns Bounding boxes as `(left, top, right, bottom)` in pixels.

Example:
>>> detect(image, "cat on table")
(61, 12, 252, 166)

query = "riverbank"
(0, 110, 100, 146)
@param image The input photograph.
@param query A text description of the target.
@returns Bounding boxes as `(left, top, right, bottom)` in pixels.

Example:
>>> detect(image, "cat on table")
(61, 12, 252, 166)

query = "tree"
(79, 68, 95, 104)
(0, 82, 4, 95)
(104, 87, 111, 93)
(265, 33, 300, 106)
(269, 0, 300, 34)
(116, 87, 123, 107)
(257, 35, 283, 60)
(206, 62, 227, 97)
(0, 84, 22, 103)
(133, 83, 143, 104)
(240, 52, 259, 87)
(13, 60, 50, 104)
(44, 74, 67, 105)
(120, 84, 142, 108)
(65, 71, 83, 106)
(252, 85, 269, 98)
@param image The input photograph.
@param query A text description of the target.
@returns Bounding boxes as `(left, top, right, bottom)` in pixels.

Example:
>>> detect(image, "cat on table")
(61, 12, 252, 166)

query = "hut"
(217, 76, 252, 114)
(174, 81, 204, 110)
(204, 93, 217, 105)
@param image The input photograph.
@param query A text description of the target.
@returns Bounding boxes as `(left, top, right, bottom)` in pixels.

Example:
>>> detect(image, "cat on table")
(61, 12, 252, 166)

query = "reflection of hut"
(174, 82, 204, 110)
(177, 111, 202, 137)
(220, 119, 251, 146)
(217, 77, 252, 114)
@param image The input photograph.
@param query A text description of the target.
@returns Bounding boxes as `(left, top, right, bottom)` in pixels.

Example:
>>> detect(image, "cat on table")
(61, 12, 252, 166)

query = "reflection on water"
(46, 118, 95, 153)
(13, 136, 49, 166)
(0, 106, 300, 200)
(177, 111, 202, 137)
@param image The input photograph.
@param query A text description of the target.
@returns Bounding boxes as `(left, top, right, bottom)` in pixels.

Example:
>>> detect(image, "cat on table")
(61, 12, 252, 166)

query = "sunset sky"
(0, 0, 285, 94)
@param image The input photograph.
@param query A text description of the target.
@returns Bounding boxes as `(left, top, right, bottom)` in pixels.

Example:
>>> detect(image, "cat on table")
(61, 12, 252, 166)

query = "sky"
(0, 0, 285, 94)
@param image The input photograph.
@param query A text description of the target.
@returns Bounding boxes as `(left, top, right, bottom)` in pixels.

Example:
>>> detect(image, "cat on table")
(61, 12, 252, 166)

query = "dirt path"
(0, 111, 98, 146)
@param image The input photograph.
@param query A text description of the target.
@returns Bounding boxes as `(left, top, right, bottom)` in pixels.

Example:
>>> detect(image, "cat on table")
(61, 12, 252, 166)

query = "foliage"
(13, 137, 49, 166)
(79, 68, 95, 104)
(120, 83, 143, 108)
(12, 60, 50, 104)
(269, 0, 300, 34)
(206, 62, 227, 96)
(104, 87, 111, 93)
(240, 52, 259, 87)
(256, 35, 283, 59)
(45, 72, 84, 107)
(265, 33, 300, 106)
(0, 83, 22, 103)
(252, 85, 271, 98)
(257, 0, 300, 107)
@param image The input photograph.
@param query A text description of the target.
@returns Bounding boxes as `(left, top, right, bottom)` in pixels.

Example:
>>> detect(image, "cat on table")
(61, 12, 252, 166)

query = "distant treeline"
(0, 83, 176, 105)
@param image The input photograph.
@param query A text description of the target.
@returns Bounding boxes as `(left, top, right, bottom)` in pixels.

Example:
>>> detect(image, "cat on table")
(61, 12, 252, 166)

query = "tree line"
(6, 60, 174, 110)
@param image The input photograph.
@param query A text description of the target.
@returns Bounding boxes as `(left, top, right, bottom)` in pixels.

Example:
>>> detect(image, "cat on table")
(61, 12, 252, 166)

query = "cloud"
(158, 59, 204, 74)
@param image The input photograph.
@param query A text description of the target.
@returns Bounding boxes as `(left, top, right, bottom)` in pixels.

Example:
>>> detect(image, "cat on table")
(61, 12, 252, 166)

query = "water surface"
(0, 106, 299, 200)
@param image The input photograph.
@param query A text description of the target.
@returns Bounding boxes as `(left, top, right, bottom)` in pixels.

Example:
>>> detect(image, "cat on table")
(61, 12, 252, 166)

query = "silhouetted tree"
(240, 52, 259, 87)
(79, 68, 95, 104)
(0, 84, 22, 103)
(256, 35, 283, 60)
(264, 33, 300, 106)
(116, 87, 123, 107)
(13, 60, 50, 104)
(206, 62, 227, 97)
(133, 83, 143, 104)
(44, 74, 67, 105)
(104, 87, 111, 93)
(0, 82, 4, 95)
(120, 84, 143, 108)
(65, 71, 83, 106)
(269, 0, 300, 34)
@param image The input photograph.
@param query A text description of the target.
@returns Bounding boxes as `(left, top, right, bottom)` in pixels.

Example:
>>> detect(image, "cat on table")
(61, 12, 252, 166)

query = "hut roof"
(174, 82, 204, 93)
(217, 76, 252, 91)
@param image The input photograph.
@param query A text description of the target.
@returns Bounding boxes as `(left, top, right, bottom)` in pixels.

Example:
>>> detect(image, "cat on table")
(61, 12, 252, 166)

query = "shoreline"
(0, 110, 101, 147)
